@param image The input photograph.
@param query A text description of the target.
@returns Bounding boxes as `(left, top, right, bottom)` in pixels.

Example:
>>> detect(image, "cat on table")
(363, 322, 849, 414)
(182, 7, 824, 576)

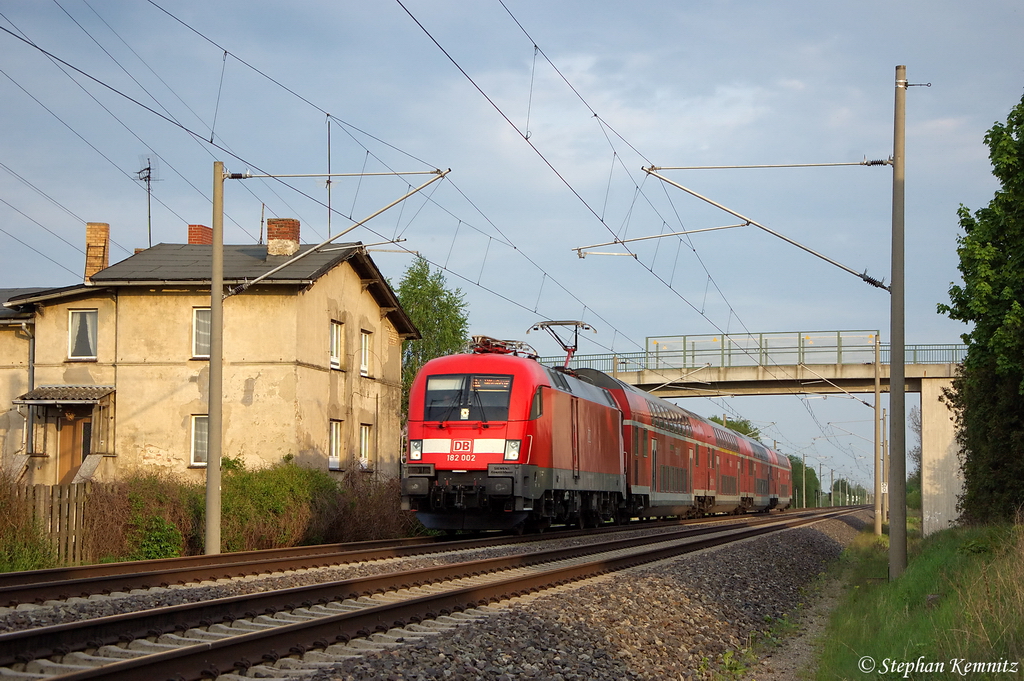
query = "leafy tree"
(396, 257, 470, 415)
(708, 414, 761, 442)
(938, 92, 1024, 522)
(788, 454, 821, 508)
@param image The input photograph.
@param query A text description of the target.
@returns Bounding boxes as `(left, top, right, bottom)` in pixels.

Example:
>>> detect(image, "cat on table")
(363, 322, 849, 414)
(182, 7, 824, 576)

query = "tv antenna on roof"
(135, 155, 160, 248)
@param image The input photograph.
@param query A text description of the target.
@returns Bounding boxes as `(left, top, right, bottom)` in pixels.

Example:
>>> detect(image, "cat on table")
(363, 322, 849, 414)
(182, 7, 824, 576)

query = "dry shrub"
(330, 466, 422, 542)
(81, 472, 203, 562)
(0, 469, 55, 571)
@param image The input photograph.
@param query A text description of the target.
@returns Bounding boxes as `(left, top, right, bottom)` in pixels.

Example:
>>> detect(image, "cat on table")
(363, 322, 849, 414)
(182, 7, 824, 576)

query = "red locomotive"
(401, 334, 792, 531)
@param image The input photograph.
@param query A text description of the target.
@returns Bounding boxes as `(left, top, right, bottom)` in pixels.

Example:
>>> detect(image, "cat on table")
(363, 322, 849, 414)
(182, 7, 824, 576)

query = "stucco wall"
(0, 324, 30, 468)
(1, 254, 407, 485)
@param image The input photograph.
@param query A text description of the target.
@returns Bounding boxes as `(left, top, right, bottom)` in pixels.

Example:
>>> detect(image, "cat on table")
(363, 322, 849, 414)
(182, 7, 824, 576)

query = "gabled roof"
(89, 243, 356, 284)
(2, 244, 420, 339)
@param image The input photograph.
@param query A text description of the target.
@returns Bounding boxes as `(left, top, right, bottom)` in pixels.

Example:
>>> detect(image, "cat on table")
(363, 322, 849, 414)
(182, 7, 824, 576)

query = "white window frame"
(329, 419, 343, 470)
(359, 423, 373, 470)
(68, 309, 98, 359)
(359, 330, 371, 377)
(192, 307, 211, 359)
(191, 415, 209, 467)
(330, 320, 343, 370)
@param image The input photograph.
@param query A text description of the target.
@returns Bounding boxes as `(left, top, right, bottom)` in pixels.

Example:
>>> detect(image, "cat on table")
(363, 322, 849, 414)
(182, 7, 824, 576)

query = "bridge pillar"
(920, 377, 962, 535)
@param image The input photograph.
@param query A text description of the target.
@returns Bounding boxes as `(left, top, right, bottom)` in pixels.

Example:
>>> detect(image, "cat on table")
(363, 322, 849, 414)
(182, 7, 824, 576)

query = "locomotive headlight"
(409, 440, 423, 461)
(503, 439, 521, 461)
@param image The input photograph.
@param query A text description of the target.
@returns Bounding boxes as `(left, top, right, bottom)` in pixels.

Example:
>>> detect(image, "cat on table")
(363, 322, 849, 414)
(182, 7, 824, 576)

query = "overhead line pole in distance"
(875, 334, 883, 535)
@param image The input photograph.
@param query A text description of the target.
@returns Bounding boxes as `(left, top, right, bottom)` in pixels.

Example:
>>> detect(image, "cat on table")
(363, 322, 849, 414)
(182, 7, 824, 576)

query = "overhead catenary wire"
(643, 167, 891, 291)
(1, 4, 710, 445)
(0, 17, 262, 244)
(5, 7, 866, 463)
(492, 1, 887, 454)
(0, 15, 636, 366)
(399, 1, 877, 459)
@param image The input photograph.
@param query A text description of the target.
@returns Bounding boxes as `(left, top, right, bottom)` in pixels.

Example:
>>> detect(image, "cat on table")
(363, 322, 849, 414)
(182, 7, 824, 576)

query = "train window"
(424, 374, 513, 421)
(529, 386, 544, 420)
(547, 369, 572, 392)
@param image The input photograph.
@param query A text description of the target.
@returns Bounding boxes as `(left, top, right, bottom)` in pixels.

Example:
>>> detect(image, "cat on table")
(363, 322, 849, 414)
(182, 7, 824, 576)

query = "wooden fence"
(14, 483, 91, 565)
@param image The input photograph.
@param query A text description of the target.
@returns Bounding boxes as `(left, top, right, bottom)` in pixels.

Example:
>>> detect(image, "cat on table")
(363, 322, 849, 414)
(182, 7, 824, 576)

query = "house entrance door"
(58, 407, 92, 484)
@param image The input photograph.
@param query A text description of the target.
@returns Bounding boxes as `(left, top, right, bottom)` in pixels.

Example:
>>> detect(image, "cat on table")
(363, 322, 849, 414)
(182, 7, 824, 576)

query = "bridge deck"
(540, 337, 965, 397)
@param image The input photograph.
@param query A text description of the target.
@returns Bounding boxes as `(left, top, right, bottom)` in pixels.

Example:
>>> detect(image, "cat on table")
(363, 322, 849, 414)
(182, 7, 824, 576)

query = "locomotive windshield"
(423, 374, 513, 422)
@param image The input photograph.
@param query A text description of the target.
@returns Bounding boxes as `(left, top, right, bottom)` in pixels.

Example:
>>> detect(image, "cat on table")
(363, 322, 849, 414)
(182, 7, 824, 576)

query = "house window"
(330, 321, 344, 370)
(359, 424, 373, 470)
(68, 309, 98, 359)
(191, 415, 209, 467)
(360, 331, 371, 377)
(193, 308, 211, 358)
(329, 419, 343, 470)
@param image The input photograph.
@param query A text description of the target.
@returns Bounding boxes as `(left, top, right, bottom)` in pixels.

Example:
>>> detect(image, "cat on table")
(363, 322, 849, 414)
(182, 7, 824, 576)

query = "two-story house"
(0, 220, 418, 485)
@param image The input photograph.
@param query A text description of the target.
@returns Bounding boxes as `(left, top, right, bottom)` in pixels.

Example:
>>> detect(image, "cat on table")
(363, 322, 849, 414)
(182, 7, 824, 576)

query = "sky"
(1, 1, 1022, 487)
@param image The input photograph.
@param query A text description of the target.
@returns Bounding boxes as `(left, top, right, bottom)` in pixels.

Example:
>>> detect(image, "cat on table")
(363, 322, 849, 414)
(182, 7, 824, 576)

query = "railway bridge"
(542, 330, 965, 536)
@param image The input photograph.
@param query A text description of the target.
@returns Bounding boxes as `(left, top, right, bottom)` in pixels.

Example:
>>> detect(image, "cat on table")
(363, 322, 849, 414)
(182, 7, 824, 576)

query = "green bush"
(219, 459, 343, 551)
(14, 459, 416, 565)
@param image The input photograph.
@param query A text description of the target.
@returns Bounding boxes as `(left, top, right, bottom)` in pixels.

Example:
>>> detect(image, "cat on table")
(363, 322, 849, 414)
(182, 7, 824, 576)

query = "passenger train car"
(401, 338, 791, 531)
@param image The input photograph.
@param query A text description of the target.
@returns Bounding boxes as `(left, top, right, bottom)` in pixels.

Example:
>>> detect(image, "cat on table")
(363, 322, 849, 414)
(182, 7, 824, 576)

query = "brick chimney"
(267, 218, 300, 256)
(188, 224, 213, 245)
(84, 222, 109, 282)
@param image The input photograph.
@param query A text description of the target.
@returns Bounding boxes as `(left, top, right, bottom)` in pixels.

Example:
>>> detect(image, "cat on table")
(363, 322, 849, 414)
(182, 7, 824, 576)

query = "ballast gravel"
(0, 511, 868, 680)
(312, 511, 869, 681)
(0, 518, 768, 634)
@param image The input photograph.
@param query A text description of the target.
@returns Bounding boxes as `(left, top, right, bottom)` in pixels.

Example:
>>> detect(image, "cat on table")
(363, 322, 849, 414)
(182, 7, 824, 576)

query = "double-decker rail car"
(401, 338, 791, 531)
(574, 369, 791, 518)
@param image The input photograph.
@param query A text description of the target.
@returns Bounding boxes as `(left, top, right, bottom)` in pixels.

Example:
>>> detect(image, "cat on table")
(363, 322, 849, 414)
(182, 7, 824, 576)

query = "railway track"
(0, 507, 859, 680)
(0, 510, 795, 608)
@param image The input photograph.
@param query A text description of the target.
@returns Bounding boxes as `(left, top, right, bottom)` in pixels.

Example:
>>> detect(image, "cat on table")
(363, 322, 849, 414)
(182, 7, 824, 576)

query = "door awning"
(14, 386, 115, 405)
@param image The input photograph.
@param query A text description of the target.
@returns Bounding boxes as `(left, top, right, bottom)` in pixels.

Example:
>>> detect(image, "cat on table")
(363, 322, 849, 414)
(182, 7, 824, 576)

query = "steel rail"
(0, 508, 856, 673)
(0, 510, 789, 605)
(0, 536, 434, 590)
(32, 507, 858, 681)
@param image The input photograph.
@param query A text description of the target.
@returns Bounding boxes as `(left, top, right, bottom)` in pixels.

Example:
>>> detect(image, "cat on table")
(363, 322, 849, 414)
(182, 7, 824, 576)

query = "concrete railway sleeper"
(0, 509, 801, 609)
(0, 507, 859, 681)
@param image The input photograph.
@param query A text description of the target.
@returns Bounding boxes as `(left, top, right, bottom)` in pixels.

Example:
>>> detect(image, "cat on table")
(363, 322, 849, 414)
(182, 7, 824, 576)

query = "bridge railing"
(540, 341, 967, 372)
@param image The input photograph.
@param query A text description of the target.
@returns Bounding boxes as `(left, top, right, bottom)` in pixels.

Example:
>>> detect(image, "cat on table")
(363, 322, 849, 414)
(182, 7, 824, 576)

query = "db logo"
(453, 440, 473, 453)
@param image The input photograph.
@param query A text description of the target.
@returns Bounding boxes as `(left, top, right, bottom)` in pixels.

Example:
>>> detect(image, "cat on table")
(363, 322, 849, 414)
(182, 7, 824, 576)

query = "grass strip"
(814, 517, 1022, 680)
